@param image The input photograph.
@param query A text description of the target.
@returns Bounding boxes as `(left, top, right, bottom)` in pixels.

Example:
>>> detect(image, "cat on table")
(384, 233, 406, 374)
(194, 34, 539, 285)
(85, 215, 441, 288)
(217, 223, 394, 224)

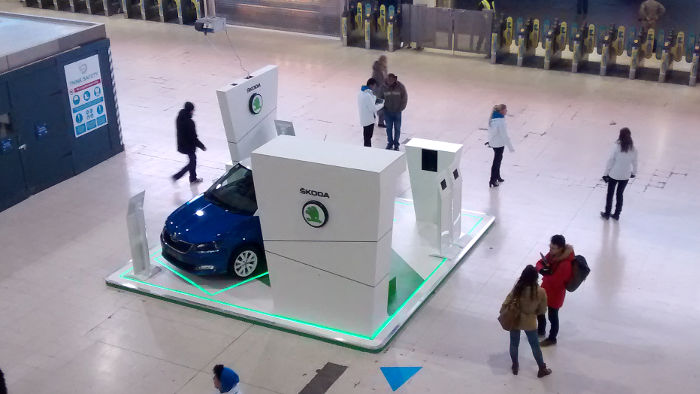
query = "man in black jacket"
(172, 102, 206, 183)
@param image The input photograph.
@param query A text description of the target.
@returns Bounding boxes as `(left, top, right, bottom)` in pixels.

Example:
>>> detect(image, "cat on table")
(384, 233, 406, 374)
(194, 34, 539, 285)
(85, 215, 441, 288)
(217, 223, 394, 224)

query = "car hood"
(164, 194, 250, 244)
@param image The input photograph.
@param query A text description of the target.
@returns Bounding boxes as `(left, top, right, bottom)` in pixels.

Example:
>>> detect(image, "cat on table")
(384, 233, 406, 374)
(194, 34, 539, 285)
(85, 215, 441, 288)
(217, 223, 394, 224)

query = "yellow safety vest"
(480, 0, 495, 11)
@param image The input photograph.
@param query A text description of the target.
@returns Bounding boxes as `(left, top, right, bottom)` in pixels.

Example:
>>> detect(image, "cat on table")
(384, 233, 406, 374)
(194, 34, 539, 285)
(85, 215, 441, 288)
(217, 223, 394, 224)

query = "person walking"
(577, 0, 589, 15)
(357, 78, 384, 147)
(381, 73, 408, 151)
(536, 234, 574, 347)
(502, 265, 552, 378)
(487, 104, 514, 188)
(213, 364, 241, 393)
(601, 127, 638, 220)
(172, 102, 206, 184)
(372, 55, 388, 127)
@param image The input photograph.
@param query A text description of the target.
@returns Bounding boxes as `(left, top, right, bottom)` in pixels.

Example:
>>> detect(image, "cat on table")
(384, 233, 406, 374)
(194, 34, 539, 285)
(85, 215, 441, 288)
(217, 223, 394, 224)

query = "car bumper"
(160, 235, 228, 275)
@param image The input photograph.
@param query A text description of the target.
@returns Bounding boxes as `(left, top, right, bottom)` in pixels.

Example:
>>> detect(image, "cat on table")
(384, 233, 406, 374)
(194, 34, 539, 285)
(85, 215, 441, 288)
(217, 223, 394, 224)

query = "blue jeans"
(384, 111, 402, 148)
(510, 330, 545, 368)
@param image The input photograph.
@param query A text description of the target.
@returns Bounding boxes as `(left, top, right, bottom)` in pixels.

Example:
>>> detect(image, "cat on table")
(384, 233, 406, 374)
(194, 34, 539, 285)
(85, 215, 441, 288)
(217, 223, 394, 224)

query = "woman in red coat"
(535, 234, 574, 347)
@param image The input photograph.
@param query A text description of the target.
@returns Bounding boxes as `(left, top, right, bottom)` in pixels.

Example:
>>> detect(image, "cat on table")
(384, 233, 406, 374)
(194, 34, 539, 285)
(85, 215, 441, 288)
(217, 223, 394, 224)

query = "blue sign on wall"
(0, 138, 12, 153)
(35, 123, 48, 138)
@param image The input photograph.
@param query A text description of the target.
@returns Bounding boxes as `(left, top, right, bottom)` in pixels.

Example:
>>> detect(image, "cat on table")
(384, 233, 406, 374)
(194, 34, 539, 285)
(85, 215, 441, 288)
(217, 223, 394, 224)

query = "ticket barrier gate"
(571, 23, 596, 73)
(52, 0, 72, 12)
(490, 16, 514, 64)
(599, 25, 626, 76)
(159, 0, 180, 23)
(658, 31, 691, 83)
(516, 18, 541, 67)
(690, 43, 700, 86)
(25, 0, 55, 10)
(87, 0, 121, 15)
(369, 1, 392, 51)
(180, 0, 204, 25)
(341, 1, 371, 48)
(543, 19, 569, 70)
(27, 0, 119, 15)
(629, 29, 657, 80)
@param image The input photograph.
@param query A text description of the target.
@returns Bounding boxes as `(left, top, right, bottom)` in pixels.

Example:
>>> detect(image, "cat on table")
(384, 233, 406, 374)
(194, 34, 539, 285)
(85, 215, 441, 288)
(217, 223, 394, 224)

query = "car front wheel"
(229, 247, 262, 278)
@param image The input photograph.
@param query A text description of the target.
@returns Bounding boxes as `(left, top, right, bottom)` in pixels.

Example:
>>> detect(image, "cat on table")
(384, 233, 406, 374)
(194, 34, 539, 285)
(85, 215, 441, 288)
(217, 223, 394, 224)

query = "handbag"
(498, 295, 521, 331)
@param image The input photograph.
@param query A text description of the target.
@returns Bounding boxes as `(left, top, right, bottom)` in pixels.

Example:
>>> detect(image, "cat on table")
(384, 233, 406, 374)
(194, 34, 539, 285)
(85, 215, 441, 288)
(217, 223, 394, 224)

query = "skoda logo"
(249, 93, 263, 114)
(302, 201, 328, 228)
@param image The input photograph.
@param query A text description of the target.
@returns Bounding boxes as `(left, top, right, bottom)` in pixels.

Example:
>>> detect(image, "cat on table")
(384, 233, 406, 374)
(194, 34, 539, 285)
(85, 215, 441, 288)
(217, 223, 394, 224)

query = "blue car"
(160, 163, 265, 278)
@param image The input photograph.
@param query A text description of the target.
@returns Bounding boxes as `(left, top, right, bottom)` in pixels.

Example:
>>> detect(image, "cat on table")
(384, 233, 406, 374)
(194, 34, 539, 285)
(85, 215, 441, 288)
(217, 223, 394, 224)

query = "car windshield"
(204, 164, 258, 215)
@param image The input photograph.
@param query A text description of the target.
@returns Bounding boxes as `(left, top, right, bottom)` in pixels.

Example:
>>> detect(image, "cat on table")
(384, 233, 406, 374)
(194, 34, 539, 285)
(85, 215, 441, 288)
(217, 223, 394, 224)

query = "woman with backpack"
(500, 265, 552, 378)
(487, 104, 514, 188)
(601, 127, 638, 220)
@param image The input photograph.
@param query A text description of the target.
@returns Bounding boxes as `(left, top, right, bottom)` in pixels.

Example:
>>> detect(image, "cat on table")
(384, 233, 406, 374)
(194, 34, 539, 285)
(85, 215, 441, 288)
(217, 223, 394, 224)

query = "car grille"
(162, 230, 192, 254)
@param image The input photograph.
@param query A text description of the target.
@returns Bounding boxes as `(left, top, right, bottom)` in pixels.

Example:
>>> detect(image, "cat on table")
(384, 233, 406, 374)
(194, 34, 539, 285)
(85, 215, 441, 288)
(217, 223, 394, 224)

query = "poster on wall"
(64, 55, 109, 138)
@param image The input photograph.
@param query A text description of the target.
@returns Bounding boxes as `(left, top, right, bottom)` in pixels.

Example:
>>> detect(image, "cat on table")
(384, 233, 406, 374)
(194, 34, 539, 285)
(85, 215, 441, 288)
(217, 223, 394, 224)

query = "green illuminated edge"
(150, 257, 269, 296)
(115, 202, 488, 343)
(119, 256, 448, 341)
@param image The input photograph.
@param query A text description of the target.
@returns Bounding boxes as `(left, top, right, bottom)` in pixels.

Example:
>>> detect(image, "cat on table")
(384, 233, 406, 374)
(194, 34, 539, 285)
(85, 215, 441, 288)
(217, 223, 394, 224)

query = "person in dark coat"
(172, 102, 206, 184)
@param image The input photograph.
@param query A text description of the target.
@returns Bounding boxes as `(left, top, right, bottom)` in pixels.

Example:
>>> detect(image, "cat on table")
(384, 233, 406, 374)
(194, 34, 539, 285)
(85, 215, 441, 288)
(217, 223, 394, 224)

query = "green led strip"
(118, 201, 487, 340)
(155, 257, 269, 296)
(466, 216, 484, 235)
(120, 254, 448, 340)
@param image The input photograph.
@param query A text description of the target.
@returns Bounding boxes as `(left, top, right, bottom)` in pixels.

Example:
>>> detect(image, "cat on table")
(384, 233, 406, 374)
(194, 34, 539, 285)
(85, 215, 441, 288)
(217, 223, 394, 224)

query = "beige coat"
(639, 0, 665, 29)
(502, 285, 548, 331)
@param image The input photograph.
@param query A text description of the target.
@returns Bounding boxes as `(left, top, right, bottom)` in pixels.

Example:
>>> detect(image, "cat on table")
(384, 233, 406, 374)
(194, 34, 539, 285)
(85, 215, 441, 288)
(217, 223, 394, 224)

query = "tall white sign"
(216, 65, 278, 163)
(64, 55, 109, 138)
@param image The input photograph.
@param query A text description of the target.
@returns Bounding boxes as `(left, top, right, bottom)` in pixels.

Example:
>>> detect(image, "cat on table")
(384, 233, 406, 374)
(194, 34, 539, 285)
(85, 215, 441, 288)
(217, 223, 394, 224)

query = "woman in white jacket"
(487, 104, 514, 188)
(601, 127, 638, 220)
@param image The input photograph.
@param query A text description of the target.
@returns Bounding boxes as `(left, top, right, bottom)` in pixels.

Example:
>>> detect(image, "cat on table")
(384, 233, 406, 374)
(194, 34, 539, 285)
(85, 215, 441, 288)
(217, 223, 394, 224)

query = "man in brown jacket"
(381, 73, 408, 151)
(639, 0, 665, 31)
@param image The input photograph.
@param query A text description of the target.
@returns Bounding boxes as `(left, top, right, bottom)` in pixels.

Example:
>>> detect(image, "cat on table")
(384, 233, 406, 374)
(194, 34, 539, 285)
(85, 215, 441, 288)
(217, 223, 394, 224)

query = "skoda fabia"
(160, 162, 265, 278)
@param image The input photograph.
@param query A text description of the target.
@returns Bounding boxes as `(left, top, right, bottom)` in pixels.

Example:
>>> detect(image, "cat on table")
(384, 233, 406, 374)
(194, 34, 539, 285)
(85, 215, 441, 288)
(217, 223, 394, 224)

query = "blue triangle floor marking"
(380, 367, 422, 391)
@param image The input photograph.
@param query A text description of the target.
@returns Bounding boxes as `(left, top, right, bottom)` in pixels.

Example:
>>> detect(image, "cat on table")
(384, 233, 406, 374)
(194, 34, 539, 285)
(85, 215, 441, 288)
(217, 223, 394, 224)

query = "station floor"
(2, 2, 700, 393)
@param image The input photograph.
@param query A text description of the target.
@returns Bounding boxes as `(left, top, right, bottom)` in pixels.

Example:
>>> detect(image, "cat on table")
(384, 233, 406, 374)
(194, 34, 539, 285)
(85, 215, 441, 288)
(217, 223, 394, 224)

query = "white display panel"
(216, 65, 279, 162)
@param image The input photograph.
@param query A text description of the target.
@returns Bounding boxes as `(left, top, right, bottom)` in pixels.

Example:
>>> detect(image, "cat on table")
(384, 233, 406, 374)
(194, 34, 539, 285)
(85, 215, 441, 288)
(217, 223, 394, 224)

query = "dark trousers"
(384, 111, 402, 148)
(363, 124, 375, 147)
(378, 109, 385, 126)
(577, 0, 588, 14)
(537, 307, 560, 340)
(173, 152, 197, 182)
(605, 178, 629, 215)
(490, 147, 504, 183)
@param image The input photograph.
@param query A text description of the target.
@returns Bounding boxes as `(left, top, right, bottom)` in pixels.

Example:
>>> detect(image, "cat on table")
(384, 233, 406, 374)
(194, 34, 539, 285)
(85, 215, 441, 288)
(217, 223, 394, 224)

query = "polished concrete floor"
(2, 2, 700, 394)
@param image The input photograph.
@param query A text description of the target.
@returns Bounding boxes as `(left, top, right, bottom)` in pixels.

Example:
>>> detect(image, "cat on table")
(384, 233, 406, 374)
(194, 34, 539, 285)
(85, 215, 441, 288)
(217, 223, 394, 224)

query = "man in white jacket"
(357, 78, 384, 147)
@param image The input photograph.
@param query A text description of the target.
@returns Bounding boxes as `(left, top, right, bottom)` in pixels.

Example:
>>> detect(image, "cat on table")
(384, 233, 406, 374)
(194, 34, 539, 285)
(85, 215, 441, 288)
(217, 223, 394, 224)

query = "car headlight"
(194, 242, 219, 252)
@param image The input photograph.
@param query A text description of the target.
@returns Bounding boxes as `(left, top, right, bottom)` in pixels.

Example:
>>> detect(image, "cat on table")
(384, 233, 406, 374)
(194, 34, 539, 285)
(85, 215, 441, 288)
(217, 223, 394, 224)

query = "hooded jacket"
(536, 245, 575, 309)
(218, 366, 240, 393)
(487, 111, 514, 152)
(357, 86, 383, 127)
(176, 109, 205, 154)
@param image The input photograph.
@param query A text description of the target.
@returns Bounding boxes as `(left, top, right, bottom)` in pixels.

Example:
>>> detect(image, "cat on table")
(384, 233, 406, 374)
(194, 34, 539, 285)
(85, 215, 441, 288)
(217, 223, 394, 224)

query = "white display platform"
(106, 199, 494, 351)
